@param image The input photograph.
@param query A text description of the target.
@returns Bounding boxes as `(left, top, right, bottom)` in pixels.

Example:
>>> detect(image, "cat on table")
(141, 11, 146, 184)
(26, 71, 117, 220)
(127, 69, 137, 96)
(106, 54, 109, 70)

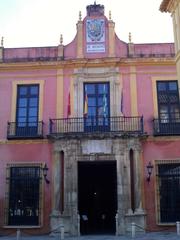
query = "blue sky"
(0, 0, 174, 48)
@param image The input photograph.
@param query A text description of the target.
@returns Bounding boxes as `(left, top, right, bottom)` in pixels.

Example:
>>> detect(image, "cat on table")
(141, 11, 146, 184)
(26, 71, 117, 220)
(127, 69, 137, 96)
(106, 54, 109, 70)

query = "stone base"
(125, 209, 146, 233)
(50, 211, 73, 236)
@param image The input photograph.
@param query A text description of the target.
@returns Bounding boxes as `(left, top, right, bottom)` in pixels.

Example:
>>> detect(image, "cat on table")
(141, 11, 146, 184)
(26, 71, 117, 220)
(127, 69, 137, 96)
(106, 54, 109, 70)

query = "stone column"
(114, 140, 126, 235)
(50, 151, 61, 234)
(65, 140, 79, 235)
(124, 140, 146, 233)
(124, 149, 133, 215)
(52, 151, 61, 213)
(63, 152, 72, 216)
(134, 148, 144, 212)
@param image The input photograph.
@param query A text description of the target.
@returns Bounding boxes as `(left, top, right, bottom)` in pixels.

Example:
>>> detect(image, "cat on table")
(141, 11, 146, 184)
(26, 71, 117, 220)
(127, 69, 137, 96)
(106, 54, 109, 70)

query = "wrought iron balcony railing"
(153, 118, 180, 136)
(49, 116, 144, 136)
(7, 121, 44, 139)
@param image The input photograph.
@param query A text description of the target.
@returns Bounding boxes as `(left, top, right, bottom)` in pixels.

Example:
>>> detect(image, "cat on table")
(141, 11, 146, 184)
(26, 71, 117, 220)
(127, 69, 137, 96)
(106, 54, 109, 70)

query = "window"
(16, 85, 39, 136)
(157, 163, 180, 223)
(84, 82, 110, 131)
(157, 81, 180, 122)
(6, 166, 42, 226)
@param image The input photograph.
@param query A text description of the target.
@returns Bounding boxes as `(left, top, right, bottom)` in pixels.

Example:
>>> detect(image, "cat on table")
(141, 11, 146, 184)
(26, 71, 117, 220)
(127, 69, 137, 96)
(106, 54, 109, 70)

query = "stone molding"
(73, 67, 121, 117)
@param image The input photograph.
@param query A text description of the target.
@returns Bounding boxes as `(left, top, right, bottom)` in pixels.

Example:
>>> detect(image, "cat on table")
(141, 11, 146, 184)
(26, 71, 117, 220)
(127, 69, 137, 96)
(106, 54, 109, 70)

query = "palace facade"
(0, 2, 179, 236)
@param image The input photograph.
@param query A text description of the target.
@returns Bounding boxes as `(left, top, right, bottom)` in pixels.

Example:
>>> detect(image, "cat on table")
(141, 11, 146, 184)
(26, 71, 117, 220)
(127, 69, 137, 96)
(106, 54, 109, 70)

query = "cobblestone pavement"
(0, 232, 179, 240)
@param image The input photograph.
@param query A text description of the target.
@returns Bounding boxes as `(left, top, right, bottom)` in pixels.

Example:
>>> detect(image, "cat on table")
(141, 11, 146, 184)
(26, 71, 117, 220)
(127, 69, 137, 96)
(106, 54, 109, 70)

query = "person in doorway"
(81, 214, 88, 234)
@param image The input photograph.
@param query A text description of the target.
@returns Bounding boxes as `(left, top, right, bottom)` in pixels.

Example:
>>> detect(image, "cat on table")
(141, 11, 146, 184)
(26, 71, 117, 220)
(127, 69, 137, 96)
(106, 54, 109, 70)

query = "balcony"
(7, 121, 44, 139)
(49, 116, 144, 138)
(153, 118, 180, 136)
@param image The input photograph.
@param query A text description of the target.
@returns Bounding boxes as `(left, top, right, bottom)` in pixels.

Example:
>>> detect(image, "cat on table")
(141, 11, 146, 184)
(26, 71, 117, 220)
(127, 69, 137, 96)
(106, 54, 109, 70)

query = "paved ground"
(0, 232, 179, 240)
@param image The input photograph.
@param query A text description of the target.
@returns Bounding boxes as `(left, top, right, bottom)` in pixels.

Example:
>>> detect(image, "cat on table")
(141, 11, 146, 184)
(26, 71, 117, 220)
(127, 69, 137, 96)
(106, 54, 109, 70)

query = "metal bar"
(131, 222, 135, 238)
(7, 121, 44, 139)
(177, 221, 180, 235)
(48, 116, 144, 135)
(153, 118, 180, 136)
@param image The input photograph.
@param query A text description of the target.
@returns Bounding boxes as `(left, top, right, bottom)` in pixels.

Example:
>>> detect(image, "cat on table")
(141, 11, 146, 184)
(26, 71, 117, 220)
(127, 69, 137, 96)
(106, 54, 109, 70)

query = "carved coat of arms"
(86, 19, 105, 42)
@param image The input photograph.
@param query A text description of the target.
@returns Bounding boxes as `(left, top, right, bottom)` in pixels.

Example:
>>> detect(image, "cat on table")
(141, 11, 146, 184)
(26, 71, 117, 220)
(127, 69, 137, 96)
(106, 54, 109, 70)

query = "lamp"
(42, 163, 50, 184)
(146, 162, 153, 182)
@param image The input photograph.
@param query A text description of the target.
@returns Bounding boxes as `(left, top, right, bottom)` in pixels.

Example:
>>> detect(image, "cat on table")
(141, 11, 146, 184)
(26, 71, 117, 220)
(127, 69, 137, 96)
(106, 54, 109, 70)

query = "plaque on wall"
(86, 19, 105, 53)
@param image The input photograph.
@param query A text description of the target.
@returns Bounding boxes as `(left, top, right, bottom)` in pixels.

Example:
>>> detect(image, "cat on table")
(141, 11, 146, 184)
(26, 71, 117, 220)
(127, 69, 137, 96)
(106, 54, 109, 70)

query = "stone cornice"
(0, 57, 176, 72)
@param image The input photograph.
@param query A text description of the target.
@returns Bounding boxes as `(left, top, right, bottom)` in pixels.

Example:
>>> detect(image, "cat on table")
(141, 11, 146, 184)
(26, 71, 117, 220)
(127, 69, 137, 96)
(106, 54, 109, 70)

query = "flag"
(84, 89, 88, 117)
(103, 84, 107, 117)
(67, 91, 71, 117)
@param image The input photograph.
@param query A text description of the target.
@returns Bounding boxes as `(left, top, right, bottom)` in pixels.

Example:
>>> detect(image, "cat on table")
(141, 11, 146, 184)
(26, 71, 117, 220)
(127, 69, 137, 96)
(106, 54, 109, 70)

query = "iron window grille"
(4, 164, 43, 226)
(156, 161, 180, 224)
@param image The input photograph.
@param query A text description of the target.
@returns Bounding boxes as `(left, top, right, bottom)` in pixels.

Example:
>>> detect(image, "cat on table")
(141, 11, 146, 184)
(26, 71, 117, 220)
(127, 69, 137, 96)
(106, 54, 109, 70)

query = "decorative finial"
(1, 37, 4, 47)
(79, 11, 82, 21)
(109, 11, 112, 20)
(129, 32, 132, 43)
(94, 1, 96, 5)
(60, 34, 63, 45)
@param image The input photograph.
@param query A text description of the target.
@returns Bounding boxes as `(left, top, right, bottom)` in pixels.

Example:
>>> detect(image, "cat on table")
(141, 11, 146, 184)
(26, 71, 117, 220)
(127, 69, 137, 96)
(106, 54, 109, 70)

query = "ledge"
(3, 225, 41, 229)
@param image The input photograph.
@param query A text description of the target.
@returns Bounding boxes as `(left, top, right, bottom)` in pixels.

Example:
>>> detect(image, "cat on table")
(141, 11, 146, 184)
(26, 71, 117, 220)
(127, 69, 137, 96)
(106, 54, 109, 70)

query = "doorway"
(78, 161, 117, 235)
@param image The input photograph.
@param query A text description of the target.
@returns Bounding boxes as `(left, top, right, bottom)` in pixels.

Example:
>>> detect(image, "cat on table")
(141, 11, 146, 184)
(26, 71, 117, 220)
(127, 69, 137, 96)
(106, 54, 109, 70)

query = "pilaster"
(56, 69, 64, 118)
(50, 150, 61, 236)
(108, 19, 115, 57)
(76, 20, 84, 58)
(130, 66, 138, 116)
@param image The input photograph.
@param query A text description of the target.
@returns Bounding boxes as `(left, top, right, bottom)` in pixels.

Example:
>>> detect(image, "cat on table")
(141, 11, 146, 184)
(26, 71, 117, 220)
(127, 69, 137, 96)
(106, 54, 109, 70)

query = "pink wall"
(136, 64, 177, 134)
(134, 43, 174, 55)
(137, 72, 154, 134)
(64, 36, 77, 59)
(142, 140, 180, 231)
(115, 36, 128, 57)
(4, 47, 57, 60)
